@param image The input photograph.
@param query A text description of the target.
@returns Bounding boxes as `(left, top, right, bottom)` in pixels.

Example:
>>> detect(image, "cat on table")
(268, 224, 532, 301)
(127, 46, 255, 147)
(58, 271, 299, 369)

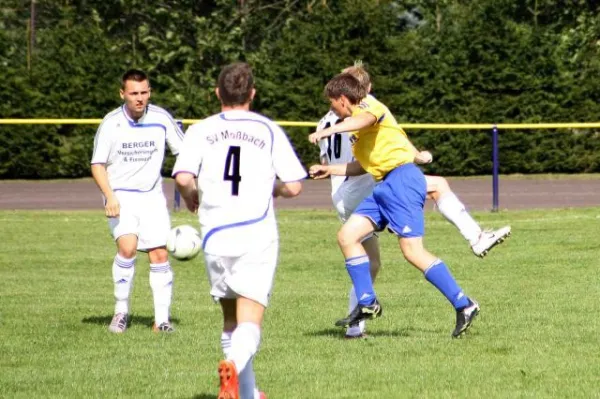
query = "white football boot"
(471, 226, 511, 258)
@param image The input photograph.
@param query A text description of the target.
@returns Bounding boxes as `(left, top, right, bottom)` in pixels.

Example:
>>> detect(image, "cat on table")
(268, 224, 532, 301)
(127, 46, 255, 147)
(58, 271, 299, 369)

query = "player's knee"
(399, 239, 424, 263)
(337, 228, 359, 248)
(149, 248, 169, 264)
(153, 254, 169, 264)
(118, 248, 137, 259)
(427, 176, 451, 200)
(403, 251, 421, 266)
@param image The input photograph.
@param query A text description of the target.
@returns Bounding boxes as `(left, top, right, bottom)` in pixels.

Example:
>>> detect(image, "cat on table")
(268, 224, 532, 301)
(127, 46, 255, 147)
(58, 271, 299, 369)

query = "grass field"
(1, 208, 599, 398)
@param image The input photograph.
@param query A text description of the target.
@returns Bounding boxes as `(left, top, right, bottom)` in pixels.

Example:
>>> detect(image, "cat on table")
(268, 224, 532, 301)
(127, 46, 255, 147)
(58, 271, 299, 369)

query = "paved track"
(1, 177, 599, 211)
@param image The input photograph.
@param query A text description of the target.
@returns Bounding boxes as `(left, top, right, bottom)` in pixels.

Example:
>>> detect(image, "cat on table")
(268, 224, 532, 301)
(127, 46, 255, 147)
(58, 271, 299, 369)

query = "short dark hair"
(324, 73, 367, 104)
(217, 63, 254, 106)
(121, 69, 149, 89)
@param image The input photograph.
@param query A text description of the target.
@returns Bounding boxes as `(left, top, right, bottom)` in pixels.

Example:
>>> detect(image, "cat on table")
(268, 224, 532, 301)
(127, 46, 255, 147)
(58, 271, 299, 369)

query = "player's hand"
(308, 164, 331, 180)
(104, 195, 120, 218)
(308, 131, 323, 145)
(415, 150, 433, 165)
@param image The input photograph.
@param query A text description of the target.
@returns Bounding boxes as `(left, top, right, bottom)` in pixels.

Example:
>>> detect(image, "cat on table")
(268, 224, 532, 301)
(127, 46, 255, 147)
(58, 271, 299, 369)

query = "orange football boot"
(217, 360, 239, 399)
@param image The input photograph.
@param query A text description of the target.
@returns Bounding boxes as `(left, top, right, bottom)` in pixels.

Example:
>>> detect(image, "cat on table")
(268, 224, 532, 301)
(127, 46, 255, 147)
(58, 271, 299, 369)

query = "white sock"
(347, 286, 365, 336)
(436, 192, 482, 245)
(221, 331, 233, 357)
(229, 322, 261, 398)
(149, 262, 173, 325)
(112, 254, 136, 314)
(222, 330, 259, 399)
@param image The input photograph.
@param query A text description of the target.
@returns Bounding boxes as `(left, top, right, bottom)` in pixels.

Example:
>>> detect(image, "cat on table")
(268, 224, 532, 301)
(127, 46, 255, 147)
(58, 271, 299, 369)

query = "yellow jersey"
(350, 95, 415, 181)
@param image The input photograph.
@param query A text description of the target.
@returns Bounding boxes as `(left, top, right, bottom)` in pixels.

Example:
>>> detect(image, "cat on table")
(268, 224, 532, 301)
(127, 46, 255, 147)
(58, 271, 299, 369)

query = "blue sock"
(345, 255, 376, 306)
(424, 260, 470, 309)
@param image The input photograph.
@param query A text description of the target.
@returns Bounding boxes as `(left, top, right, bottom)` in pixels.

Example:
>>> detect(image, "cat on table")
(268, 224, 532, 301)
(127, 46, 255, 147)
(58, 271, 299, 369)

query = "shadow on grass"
(305, 327, 414, 339)
(81, 314, 180, 328)
(188, 394, 216, 399)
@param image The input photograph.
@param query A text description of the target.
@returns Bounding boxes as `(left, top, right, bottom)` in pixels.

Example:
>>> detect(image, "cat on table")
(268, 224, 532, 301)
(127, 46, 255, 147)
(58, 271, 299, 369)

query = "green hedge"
(2, 0, 600, 178)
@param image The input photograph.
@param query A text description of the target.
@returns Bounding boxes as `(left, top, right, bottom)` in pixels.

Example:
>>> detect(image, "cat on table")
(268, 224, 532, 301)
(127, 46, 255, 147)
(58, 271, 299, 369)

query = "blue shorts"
(354, 163, 426, 238)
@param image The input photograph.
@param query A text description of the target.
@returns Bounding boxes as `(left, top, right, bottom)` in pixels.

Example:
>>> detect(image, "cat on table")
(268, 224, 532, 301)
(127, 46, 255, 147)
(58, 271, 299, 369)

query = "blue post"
(492, 125, 499, 212)
(174, 120, 183, 212)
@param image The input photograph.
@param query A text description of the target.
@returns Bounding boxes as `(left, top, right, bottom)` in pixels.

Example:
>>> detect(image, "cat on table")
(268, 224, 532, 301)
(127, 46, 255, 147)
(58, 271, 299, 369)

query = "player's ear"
(215, 87, 221, 101)
(249, 88, 256, 102)
(119, 89, 125, 100)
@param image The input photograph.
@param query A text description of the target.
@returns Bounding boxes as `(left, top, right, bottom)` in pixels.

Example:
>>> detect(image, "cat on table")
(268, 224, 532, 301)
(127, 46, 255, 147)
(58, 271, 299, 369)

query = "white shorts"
(108, 189, 171, 251)
(204, 239, 279, 307)
(332, 178, 375, 222)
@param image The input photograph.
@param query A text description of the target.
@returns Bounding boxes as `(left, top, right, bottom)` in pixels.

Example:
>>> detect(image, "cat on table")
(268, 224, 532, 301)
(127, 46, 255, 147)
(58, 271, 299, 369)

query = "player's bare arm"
(415, 150, 433, 165)
(273, 181, 302, 198)
(91, 163, 120, 217)
(308, 113, 376, 144)
(309, 160, 366, 180)
(174, 172, 199, 213)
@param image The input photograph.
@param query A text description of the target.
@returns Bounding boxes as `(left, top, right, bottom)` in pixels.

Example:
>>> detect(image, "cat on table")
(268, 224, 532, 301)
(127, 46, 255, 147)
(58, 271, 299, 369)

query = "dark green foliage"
(1, 0, 600, 178)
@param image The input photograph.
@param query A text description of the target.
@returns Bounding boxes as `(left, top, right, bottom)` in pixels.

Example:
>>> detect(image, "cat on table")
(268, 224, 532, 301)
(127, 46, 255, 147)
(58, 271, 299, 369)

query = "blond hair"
(341, 60, 371, 91)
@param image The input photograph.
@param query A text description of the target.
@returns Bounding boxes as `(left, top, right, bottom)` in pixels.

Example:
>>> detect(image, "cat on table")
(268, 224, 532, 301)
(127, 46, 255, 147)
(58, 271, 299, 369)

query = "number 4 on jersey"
(223, 146, 242, 196)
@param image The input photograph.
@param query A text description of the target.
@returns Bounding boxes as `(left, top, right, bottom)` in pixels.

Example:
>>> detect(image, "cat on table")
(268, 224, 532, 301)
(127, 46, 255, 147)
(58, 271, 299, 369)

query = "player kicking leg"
(424, 174, 511, 257)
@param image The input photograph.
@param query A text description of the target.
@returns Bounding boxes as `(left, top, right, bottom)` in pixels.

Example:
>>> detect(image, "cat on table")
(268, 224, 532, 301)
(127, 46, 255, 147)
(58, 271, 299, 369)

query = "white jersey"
(91, 104, 183, 193)
(172, 110, 306, 257)
(317, 110, 375, 201)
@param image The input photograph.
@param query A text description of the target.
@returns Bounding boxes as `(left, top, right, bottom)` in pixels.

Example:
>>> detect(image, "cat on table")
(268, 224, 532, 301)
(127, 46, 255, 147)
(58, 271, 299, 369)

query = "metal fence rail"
(3, 119, 600, 211)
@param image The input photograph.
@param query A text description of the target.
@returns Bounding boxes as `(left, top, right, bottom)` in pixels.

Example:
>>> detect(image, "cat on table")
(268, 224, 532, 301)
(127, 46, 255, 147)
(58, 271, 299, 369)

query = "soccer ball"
(167, 225, 202, 261)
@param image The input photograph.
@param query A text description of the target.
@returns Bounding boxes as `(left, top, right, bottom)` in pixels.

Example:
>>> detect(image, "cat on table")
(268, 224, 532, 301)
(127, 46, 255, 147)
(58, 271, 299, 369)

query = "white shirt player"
(172, 110, 307, 257)
(91, 104, 183, 193)
(317, 110, 375, 220)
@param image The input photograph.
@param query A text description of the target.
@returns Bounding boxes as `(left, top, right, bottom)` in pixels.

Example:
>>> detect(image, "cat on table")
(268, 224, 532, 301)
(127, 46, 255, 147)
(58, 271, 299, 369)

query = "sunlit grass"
(1, 208, 599, 398)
